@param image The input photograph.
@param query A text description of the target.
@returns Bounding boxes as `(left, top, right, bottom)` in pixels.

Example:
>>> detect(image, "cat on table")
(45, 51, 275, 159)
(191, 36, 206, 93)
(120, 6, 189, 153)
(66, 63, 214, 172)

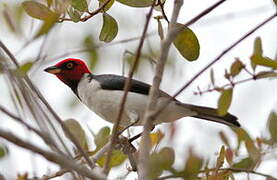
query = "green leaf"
(273, 0, 277, 7)
(217, 88, 233, 116)
(267, 112, 277, 143)
(155, 16, 164, 40)
(249, 37, 277, 70)
(94, 126, 110, 148)
(219, 131, 230, 147)
(245, 139, 260, 161)
(230, 58, 244, 77)
(19, 61, 33, 74)
(231, 128, 254, 154)
(83, 36, 99, 70)
(210, 69, 215, 86)
(251, 37, 263, 70)
(0, 144, 8, 159)
(256, 71, 277, 79)
(64, 119, 88, 151)
(173, 24, 200, 61)
(232, 157, 254, 169)
(47, 0, 53, 7)
(22, 1, 57, 20)
(225, 148, 233, 165)
(251, 55, 277, 69)
(253, 37, 263, 56)
(149, 153, 163, 179)
(68, 7, 81, 23)
(97, 150, 127, 168)
(150, 129, 164, 147)
(34, 14, 58, 38)
(159, 147, 175, 170)
(116, 0, 153, 7)
(149, 147, 175, 179)
(99, 13, 118, 42)
(216, 146, 225, 169)
(70, 0, 88, 12)
(181, 150, 203, 179)
(99, 0, 115, 12)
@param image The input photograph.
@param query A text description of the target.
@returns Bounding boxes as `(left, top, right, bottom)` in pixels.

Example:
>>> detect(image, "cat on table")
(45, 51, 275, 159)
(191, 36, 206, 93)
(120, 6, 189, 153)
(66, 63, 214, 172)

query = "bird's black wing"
(93, 74, 151, 95)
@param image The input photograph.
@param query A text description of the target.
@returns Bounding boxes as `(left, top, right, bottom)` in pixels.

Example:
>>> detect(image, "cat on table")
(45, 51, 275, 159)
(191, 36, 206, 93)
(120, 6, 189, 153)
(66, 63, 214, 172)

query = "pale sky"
(0, 0, 276, 179)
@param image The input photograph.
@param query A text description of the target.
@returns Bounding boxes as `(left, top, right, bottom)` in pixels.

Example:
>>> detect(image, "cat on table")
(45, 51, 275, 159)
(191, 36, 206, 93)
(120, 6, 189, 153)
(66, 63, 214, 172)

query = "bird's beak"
(44, 66, 61, 74)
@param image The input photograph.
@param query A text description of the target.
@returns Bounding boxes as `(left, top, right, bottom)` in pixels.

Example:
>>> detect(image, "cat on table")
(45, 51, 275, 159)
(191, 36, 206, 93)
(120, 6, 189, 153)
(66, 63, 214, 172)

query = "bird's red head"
(44, 58, 91, 86)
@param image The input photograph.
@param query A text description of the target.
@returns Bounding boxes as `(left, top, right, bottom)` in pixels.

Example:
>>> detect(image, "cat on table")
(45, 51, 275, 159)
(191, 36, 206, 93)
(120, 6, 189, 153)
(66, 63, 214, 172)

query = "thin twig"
(59, 0, 113, 22)
(44, 32, 156, 63)
(158, 0, 169, 23)
(137, 0, 184, 179)
(184, 0, 226, 27)
(0, 129, 105, 180)
(221, 167, 277, 180)
(39, 142, 112, 180)
(0, 105, 57, 150)
(103, 1, 156, 174)
(194, 70, 277, 95)
(0, 40, 97, 171)
(156, 167, 277, 180)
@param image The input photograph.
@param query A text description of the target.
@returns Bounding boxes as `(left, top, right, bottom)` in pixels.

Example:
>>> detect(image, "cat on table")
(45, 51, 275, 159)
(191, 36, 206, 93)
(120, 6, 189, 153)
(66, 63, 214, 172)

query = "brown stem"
(0, 40, 96, 171)
(102, 1, 156, 174)
(137, 0, 184, 179)
(0, 129, 105, 180)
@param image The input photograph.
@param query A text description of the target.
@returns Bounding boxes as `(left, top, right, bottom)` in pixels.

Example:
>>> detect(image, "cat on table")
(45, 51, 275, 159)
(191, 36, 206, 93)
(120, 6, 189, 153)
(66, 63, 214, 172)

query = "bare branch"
(137, 0, 184, 179)
(194, 70, 277, 95)
(0, 40, 96, 170)
(102, 1, 156, 174)
(0, 129, 105, 180)
(157, 0, 169, 23)
(0, 105, 57, 151)
(59, 0, 113, 22)
(156, 167, 277, 180)
(184, 0, 226, 26)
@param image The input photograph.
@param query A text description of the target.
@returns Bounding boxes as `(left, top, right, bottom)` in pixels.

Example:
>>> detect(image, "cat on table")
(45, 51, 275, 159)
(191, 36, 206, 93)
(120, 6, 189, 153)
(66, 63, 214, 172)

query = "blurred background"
(0, 0, 276, 179)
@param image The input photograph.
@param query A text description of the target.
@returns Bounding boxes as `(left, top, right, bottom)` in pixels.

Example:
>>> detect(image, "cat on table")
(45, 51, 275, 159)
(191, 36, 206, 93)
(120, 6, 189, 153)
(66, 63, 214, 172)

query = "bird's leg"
(117, 110, 140, 136)
(114, 135, 138, 171)
(128, 125, 155, 143)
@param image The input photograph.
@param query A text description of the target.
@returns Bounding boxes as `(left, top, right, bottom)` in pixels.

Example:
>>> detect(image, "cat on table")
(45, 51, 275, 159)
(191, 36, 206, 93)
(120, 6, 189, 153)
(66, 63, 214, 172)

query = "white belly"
(77, 75, 196, 126)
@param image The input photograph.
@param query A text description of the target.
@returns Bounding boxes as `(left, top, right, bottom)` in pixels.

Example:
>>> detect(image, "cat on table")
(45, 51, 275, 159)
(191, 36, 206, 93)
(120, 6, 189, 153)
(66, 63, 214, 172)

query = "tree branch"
(194, 70, 277, 95)
(59, 0, 113, 22)
(103, 1, 156, 173)
(0, 105, 58, 151)
(0, 40, 96, 171)
(0, 129, 105, 180)
(156, 167, 277, 180)
(184, 0, 226, 26)
(137, 0, 184, 179)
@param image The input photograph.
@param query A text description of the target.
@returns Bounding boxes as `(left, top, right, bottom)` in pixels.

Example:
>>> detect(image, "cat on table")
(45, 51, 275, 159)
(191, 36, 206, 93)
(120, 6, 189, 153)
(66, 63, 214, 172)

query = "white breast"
(77, 74, 196, 126)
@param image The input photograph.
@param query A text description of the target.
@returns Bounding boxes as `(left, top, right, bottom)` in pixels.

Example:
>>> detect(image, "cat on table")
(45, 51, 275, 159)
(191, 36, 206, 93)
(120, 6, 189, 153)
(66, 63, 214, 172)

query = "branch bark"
(0, 40, 97, 171)
(137, 0, 184, 179)
(102, 1, 156, 174)
(0, 129, 105, 180)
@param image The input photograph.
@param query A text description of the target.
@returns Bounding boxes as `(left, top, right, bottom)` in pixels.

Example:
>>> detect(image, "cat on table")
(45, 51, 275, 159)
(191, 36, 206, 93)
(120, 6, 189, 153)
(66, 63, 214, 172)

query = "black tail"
(180, 103, 240, 127)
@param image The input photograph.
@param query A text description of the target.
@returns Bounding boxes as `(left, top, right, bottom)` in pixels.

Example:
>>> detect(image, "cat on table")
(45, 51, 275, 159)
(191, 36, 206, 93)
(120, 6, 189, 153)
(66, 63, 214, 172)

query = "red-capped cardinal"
(44, 58, 240, 127)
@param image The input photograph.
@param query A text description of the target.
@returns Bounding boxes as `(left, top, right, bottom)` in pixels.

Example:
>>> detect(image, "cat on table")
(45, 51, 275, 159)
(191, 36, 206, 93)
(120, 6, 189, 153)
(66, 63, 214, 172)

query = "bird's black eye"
(66, 62, 74, 69)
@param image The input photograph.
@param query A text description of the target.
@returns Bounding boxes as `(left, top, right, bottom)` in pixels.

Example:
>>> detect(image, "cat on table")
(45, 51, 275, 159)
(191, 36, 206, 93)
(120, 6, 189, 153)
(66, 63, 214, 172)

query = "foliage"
(0, 0, 276, 180)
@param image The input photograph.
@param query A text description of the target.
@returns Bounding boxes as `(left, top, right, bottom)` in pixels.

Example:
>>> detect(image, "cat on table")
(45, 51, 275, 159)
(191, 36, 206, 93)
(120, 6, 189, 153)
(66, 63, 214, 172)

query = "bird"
(44, 58, 240, 127)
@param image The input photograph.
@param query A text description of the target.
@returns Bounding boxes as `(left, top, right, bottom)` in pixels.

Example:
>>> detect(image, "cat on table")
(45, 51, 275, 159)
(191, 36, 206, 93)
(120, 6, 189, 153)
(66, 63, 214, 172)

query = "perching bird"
(44, 58, 240, 127)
